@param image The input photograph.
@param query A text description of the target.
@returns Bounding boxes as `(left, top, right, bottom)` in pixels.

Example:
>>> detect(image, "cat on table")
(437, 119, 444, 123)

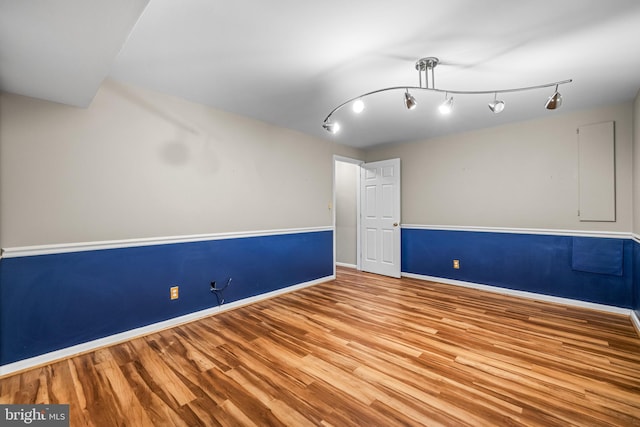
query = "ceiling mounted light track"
(322, 56, 572, 134)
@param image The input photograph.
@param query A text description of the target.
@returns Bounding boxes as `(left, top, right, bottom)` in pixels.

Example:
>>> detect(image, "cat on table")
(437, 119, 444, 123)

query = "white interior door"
(360, 158, 401, 278)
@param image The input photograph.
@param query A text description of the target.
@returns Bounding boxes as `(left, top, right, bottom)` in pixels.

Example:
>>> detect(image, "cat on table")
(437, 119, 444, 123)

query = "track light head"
(439, 95, 453, 115)
(488, 100, 505, 113)
(404, 90, 417, 110)
(488, 93, 505, 113)
(322, 119, 340, 134)
(545, 85, 563, 110)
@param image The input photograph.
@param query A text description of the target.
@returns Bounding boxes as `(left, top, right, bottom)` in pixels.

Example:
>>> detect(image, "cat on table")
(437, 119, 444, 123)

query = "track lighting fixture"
(438, 93, 453, 115)
(322, 56, 572, 133)
(488, 92, 505, 113)
(322, 119, 340, 134)
(352, 99, 365, 113)
(404, 90, 417, 110)
(545, 84, 563, 110)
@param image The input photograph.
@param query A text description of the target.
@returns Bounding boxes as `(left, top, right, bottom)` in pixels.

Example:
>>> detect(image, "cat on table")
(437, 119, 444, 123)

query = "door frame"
(332, 155, 363, 277)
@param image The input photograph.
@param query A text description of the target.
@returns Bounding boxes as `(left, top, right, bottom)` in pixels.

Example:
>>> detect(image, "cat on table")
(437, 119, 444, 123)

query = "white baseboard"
(0, 275, 334, 378)
(336, 262, 357, 269)
(402, 272, 631, 316)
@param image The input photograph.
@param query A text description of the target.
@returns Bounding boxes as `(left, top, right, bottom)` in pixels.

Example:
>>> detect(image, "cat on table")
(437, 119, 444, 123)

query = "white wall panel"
(578, 121, 615, 221)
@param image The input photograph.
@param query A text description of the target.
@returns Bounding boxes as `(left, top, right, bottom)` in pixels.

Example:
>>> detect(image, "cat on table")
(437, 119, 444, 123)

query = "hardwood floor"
(2, 267, 640, 426)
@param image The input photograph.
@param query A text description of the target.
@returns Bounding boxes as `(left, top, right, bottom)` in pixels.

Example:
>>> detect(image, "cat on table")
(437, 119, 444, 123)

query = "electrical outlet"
(170, 286, 179, 300)
(453, 259, 460, 269)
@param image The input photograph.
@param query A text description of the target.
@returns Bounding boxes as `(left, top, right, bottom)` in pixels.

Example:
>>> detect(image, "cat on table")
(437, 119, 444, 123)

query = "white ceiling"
(2, 0, 640, 148)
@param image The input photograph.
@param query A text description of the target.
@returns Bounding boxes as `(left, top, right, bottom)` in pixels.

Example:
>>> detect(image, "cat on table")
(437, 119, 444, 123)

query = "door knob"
(393, 222, 399, 227)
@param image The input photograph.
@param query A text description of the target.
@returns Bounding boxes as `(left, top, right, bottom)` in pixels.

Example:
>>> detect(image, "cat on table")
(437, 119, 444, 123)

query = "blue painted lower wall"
(0, 230, 333, 366)
(402, 229, 634, 309)
(634, 239, 640, 318)
(2, 227, 635, 368)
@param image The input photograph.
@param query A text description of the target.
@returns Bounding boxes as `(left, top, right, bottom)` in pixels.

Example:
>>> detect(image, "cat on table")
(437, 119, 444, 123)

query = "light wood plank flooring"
(2, 267, 640, 426)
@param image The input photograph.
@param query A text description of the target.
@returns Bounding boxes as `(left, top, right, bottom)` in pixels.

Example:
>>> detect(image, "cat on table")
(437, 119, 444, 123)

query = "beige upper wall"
(0, 80, 361, 248)
(1, 79, 635, 248)
(634, 89, 640, 236)
(366, 103, 634, 232)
